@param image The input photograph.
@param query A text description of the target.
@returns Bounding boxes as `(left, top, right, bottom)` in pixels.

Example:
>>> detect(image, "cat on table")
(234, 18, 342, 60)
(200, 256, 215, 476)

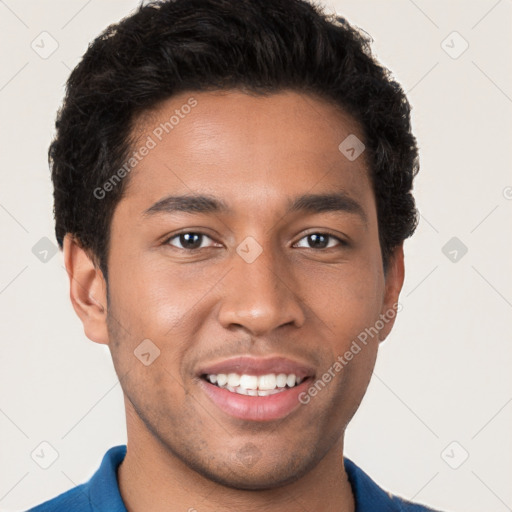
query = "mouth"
(196, 356, 315, 422)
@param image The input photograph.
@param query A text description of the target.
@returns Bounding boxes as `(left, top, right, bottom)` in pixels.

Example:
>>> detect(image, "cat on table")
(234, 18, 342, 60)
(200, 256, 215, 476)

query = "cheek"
(105, 293, 187, 428)
(301, 260, 384, 341)
(105, 255, 217, 391)
(108, 249, 204, 336)
(298, 261, 383, 404)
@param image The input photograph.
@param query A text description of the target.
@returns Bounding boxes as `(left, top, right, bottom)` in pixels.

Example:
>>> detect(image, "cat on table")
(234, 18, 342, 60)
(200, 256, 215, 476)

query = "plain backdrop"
(1, 1, 511, 511)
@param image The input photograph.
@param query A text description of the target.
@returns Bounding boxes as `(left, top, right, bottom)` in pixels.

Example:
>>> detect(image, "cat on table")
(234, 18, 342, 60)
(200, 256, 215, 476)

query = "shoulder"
(344, 457, 444, 512)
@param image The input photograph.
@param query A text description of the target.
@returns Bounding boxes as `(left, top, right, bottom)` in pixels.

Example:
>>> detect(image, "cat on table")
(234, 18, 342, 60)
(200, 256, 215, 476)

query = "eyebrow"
(287, 192, 367, 224)
(142, 192, 367, 224)
(143, 194, 230, 216)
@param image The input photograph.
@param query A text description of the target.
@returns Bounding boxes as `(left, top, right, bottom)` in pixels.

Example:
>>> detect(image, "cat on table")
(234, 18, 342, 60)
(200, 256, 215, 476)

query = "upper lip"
(197, 356, 315, 379)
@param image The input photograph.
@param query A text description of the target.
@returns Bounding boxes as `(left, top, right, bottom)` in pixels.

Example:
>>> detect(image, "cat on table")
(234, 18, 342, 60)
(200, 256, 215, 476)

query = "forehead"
(123, 89, 372, 212)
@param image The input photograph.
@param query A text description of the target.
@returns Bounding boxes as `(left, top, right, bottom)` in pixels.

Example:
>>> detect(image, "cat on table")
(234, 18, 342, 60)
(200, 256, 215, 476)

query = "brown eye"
(294, 233, 345, 250)
(167, 232, 214, 250)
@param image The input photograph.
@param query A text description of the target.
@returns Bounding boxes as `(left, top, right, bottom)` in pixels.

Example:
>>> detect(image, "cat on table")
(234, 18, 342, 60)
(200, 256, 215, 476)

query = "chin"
(201, 465, 308, 491)
(185, 448, 318, 491)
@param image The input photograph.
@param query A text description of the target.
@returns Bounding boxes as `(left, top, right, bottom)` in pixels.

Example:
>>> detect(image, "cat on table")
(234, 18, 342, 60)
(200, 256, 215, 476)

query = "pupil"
(181, 233, 201, 249)
(309, 233, 328, 248)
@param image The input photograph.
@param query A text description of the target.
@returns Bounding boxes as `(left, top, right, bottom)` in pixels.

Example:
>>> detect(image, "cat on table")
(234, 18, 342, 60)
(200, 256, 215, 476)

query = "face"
(88, 90, 403, 489)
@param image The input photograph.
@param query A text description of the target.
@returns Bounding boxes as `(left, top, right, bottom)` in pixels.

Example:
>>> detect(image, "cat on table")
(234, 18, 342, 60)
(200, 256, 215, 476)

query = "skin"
(64, 89, 404, 512)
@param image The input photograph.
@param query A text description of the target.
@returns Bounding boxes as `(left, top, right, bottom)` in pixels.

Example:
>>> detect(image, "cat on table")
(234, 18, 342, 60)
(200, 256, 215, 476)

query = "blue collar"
(87, 445, 127, 511)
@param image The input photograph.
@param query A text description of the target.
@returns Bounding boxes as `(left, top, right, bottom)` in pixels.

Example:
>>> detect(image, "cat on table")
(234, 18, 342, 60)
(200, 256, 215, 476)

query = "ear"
(63, 234, 109, 345)
(378, 244, 405, 343)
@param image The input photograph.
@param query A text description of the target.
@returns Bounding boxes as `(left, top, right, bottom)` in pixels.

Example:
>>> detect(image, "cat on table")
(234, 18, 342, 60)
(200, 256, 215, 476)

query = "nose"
(217, 242, 306, 336)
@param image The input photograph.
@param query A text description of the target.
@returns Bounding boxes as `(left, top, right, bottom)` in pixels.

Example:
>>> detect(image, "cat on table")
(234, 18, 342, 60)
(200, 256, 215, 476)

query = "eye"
(165, 232, 217, 250)
(294, 232, 346, 250)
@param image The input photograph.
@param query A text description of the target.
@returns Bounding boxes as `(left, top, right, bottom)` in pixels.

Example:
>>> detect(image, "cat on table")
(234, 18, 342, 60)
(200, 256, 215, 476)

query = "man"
(28, 0, 443, 510)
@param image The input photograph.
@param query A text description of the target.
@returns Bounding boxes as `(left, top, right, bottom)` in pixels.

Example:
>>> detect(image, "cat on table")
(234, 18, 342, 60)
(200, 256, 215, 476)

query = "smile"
(199, 375, 314, 421)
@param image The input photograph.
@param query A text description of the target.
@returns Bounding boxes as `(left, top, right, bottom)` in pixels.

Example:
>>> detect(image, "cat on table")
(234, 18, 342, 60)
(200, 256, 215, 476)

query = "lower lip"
(199, 378, 311, 422)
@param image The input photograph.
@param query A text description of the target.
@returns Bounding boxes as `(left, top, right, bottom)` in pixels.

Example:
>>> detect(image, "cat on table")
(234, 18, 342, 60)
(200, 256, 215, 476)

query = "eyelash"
(163, 231, 348, 251)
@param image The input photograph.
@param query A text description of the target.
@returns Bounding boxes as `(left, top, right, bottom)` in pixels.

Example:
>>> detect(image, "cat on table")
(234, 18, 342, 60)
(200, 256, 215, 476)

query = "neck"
(117, 405, 355, 512)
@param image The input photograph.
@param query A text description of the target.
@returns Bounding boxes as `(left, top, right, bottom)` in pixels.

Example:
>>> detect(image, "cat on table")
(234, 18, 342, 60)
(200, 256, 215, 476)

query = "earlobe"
(378, 244, 405, 343)
(63, 234, 109, 345)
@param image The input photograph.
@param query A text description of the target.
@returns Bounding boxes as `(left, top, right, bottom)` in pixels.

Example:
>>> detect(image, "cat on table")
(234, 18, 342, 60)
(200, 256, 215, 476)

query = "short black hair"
(50, 0, 419, 279)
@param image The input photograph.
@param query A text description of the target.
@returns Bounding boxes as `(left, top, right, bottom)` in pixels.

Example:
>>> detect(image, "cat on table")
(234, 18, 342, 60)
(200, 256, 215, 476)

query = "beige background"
(1, 1, 511, 511)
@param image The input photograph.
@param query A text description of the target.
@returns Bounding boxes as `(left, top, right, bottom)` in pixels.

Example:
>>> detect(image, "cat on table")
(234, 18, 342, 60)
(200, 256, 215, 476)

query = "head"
(54, 0, 418, 490)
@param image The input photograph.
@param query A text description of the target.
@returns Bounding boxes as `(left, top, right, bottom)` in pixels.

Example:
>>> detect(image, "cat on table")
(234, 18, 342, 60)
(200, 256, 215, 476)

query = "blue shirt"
(26, 445, 442, 511)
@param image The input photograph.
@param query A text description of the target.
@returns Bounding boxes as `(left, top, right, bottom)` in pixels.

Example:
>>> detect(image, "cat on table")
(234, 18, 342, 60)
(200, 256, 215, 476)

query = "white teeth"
(258, 374, 276, 390)
(239, 375, 258, 390)
(276, 373, 287, 388)
(227, 373, 240, 387)
(205, 372, 305, 395)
